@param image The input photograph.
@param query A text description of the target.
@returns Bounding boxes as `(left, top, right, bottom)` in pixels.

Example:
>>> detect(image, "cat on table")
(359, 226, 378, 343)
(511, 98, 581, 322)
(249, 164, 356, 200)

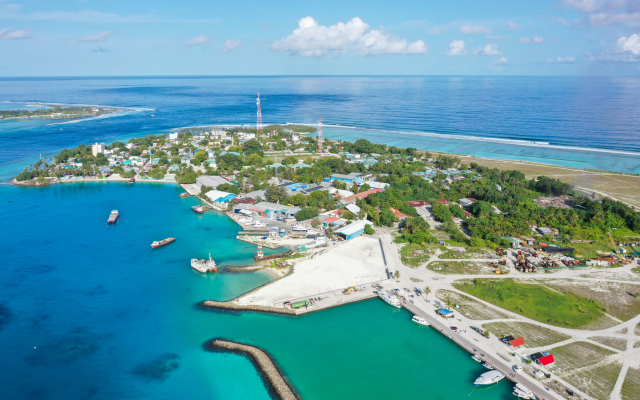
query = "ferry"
(411, 315, 430, 326)
(513, 383, 535, 399)
(471, 354, 482, 362)
(191, 254, 217, 273)
(482, 361, 494, 370)
(151, 237, 176, 248)
(108, 210, 119, 224)
(191, 205, 204, 214)
(474, 370, 505, 385)
(378, 291, 401, 308)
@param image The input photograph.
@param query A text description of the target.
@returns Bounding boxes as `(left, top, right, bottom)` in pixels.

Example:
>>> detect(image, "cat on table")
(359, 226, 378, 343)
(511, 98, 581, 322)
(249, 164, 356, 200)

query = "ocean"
(1, 76, 636, 399)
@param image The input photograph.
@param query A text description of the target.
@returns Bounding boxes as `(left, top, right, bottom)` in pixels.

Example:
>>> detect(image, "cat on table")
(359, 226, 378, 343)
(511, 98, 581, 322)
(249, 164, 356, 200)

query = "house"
(530, 352, 555, 366)
(205, 190, 236, 204)
(435, 199, 449, 205)
(169, 132, 179, 140)
(508, 337, 525, 348)
(328, 188, 354, 199)
(463, 210, 473, 218)
(537, 227, 553, 235)
(234, 197, 256, 205)
(252, 202, 301, 218)
(91, 142, 105, 156)
(365, 181, 389, 190)
(340, 188, 383, 204)
(299, 185, 324, 195)
(451, 216, 464, 225)
(330, 172, 363, 183)
(405, 200, 429, 208)
(334, 220, 373, 240)
(196, 175, 230, 188)
(459, 198, 475, 207)
(436, 309, 454, 318)
(345, 204, 361, 214)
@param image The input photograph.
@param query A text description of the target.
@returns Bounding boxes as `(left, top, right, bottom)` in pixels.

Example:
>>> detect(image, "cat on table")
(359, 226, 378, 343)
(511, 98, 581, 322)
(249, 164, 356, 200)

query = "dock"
(236, 235, 284, 249)
(206, 339, 299, 400)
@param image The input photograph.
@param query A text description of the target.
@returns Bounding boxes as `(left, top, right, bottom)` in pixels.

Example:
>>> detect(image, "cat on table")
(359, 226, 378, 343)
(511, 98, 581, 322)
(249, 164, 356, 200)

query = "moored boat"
(471, 354, 482, 362)
(513, 383, 535, 399)
(191, 254, 217, 273)
(482, 361, 494, 370)
(151, 237, 176, 248)
(179, 193, 190, 198)
(378, 291, 401, 308)
(412, 315, 430, 326)
(474, 370, 505, 385)
(191, 205, 204, 214)
(129, 177, 135, 184)
(108, 210, 119, 224)
(253, 221, 268, 228)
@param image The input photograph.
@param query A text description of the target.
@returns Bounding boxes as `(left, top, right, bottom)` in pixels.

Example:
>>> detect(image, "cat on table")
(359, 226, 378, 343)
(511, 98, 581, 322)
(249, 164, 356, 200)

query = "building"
(196, 175, 230, 188)
(507, 337, 525, 348)
(91, 142, 106, 157)
(345, 204, 361, 214)
(169, 132, 179, 140)
(334, 220, 373, 240)
(205, 190, 236, 204)
(459, 198, 475, 207)
(330, 172, 363, 183)
(405, 200, 429, 208)
(340, 188, 383, 205)
(251, 202, 301, 218)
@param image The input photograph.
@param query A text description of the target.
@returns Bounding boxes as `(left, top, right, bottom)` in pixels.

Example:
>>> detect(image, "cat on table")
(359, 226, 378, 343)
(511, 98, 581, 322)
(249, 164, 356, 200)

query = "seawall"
(200, 299, 295, 315)
(206, 339, 300, 400)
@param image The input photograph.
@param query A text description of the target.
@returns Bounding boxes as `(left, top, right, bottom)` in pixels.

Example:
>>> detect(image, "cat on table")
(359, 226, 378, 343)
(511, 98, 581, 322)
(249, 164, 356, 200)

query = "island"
(13, 123, 640, 400)
(0, 105, 123, 121)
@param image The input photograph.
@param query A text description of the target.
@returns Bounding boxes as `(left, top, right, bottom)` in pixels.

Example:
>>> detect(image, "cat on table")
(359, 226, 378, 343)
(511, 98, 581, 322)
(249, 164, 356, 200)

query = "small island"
(0, 105, 123, 121)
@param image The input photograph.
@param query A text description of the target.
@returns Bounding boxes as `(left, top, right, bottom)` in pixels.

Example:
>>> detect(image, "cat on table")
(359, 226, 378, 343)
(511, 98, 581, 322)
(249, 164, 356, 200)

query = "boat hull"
(151, 238, 176, 248)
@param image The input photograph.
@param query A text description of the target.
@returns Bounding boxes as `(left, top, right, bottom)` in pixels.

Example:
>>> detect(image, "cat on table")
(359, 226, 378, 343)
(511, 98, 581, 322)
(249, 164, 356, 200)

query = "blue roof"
(436, 308, 453, 315)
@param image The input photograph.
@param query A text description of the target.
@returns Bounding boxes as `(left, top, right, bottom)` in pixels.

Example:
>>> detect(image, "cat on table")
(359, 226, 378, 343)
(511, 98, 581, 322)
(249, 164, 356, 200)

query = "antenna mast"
(317, 118, 323, 153)
(256, 92, 263, 134)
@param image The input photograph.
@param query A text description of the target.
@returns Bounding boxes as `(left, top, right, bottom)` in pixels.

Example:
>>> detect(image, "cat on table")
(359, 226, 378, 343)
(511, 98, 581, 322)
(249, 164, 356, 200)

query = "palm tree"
(394, 271, 400, 282)
(423, 286, 432, 300)
(445, 299, 453, 310)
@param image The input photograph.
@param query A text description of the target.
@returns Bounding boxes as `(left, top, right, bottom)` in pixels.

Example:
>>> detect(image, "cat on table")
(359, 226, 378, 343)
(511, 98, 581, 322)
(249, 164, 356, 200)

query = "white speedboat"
(378, 291, 401, 308)
(471, 354, 482, 362)
(474, 370, 505, 385)
(412, 315, 430, 326)
(253, 221, 268, 228)
(482, 361, 494, 370)
(513, 383, 535, 399)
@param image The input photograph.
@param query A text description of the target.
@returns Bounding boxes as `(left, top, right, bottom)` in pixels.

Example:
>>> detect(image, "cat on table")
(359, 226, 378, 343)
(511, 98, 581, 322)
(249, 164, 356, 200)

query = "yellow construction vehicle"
(343, 287, 356, 295)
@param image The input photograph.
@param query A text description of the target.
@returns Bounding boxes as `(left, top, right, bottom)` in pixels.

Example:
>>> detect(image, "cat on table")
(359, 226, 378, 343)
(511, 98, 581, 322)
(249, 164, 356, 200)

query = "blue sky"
(1, 0, 639, 76)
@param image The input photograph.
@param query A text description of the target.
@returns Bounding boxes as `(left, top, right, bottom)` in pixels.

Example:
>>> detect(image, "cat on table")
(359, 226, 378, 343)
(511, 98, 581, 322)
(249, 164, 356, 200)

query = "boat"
(513, 383, 535, 399)
(471, 355, 482, 362)
(474, 370, 505, 385)
(482, 361, 494, 370)
(191, 254, 217, 273)
(179, 193, 190, 198)
(253, 221, 268, 228)
(129, 177, 135, 184)
(378, 291, 401, 308)
(108, 210, 119, 223)
(411, 315, 430, 326)
(280, 228, 286, 237)
(191, 205, 204, 214)
(151, 237, 176, 248)
(291, 224, 309, 236)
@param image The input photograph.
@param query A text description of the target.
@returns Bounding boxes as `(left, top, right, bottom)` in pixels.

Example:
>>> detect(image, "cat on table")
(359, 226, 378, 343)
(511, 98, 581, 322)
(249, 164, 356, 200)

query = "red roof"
(322, 216, 340, 223)
(538, 354, 554, 365)
(341, 188, 383, 203)
(436, 199, 448, 205)
(509, 337, 525, 347)
(234, 197, 256, 204)
(406, 200, 428, 207)
(463, 210, 473, 218)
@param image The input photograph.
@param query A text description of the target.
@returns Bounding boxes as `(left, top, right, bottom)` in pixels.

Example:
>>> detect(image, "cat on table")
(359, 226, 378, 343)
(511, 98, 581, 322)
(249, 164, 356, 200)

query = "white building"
(91, 143, 106, 157)
(169, 132, 179, 141)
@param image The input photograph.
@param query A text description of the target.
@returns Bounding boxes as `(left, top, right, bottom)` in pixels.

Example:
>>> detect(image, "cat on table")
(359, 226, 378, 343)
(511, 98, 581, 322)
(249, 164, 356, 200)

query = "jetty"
(207, 339, 299, 400)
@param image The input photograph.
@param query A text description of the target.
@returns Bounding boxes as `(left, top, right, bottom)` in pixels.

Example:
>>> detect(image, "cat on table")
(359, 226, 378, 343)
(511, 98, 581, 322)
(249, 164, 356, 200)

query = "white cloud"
(589, 12, 640, 26)
(428, 27, 441, 34)
(507, 21, 521, 31)
(548, 56, 576, 63)
(272, 16, 427, 57)
(560, 0, 600, 12)
(618, 34, 640, 55)
(459, 25, 491, 34)
(560, 0, 640, 26)
(474, 43, 503, 56)
(550, 17, 572, 27)
(0, 27, 32, 39)
(486, 35, 511, 40)
(518, 35, 544, 43)
(446, 39, 465, 55)
(186, 34, 211, 46)
(494, 56, 514, 65)
(221, 38, 242, 52)
(80, 31, 111, 42)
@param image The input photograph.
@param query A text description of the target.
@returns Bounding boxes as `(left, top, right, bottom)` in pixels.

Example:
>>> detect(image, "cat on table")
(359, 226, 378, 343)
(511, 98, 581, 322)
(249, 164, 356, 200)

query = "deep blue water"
(1, 76, 640, 176)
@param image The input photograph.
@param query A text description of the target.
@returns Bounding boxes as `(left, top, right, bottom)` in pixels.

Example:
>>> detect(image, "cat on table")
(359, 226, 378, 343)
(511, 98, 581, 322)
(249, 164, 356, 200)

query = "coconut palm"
(394, 271, 400, 282)
(423, 286, 432, 300)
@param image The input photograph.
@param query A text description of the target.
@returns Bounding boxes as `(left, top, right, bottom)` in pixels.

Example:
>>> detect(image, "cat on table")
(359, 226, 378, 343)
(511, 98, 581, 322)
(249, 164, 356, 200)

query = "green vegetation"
(621, 367, 640, 400)
(453, 279, 607, 328)
(482, 321, 571, 347)
(364, 224, 375, 235)
(588, 336, 627, 351)
(0, 106, 120, 120)
(295, 207, 320, 221)
(436, 289, 512, 320)
(428, 261, 498, 275)
(400, 243, 435, 267)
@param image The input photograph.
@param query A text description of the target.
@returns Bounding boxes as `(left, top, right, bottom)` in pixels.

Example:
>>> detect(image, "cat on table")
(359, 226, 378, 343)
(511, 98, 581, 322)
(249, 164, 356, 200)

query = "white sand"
(238, 236, 388, 307)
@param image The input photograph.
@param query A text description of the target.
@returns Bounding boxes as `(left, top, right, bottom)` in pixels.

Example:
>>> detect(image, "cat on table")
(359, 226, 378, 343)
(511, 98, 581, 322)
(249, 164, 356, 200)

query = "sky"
(0, 0, 639, 76)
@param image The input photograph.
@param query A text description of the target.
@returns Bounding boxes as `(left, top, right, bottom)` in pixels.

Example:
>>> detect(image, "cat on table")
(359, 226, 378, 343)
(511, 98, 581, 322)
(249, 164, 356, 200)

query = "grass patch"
(436, 289, 512, 320)
(588, 336, 627, 351)
(482, 321, 570, 347)
(428, 261, 505, 275)
(400, 243, 436, 268)
(550, 341, 615, 372)
(570, 240, 616, 259)
(439, 248, 493, 260)
(452, 279, 606, 329)
(622, 367, 640, 400)
(563, 361, 622, 400)
(409, 277, 423, 283)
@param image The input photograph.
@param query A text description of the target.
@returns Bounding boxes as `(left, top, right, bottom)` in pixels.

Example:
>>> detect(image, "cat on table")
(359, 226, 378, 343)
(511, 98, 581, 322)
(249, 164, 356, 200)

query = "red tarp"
(538, 354, 554, 365)
(509, 337, 525, 347)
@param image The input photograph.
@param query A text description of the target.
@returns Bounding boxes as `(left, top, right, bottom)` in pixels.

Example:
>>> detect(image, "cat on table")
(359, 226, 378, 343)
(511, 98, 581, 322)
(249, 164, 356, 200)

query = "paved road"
(401, 300, 561, 400)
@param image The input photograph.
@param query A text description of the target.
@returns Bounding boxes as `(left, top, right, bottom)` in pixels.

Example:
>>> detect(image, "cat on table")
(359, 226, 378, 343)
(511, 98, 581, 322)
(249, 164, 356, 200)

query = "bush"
(178, 171, 197, 184)
(16, 170, 33, 181)
(364, 224, 376, 235)
(296, 207, 320, 221)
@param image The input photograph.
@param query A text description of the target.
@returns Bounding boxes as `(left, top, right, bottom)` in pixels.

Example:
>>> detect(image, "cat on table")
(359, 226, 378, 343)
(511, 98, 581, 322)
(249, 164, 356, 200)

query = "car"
(513, 365, 523, 372)
(451, 326, 458, 331)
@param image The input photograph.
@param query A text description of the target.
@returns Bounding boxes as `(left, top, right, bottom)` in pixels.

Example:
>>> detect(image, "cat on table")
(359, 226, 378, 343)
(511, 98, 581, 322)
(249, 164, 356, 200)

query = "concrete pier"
(207, 339, 299, 400)
(201, 300, 295, 315)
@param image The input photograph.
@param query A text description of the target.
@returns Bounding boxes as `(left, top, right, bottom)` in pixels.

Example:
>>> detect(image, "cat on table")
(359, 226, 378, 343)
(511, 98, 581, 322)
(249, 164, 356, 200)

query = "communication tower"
(256, 92, 263, 134)
(318, 117, 323, 153)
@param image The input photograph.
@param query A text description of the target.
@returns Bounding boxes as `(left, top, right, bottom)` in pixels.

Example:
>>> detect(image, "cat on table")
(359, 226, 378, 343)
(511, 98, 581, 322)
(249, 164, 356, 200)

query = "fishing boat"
(482, 361, 494, 370)
(151, 237, 176, 248)
(191, 254, 217, 273)
(474, 370, 505, 385)
(108, 210, 119, 224)
(378, 291, 401, 308)
(191, 205, 204, 214)
(411, 315, 430, 326)
(471, 354, 482, 362)
(179, 193, 190, 198)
